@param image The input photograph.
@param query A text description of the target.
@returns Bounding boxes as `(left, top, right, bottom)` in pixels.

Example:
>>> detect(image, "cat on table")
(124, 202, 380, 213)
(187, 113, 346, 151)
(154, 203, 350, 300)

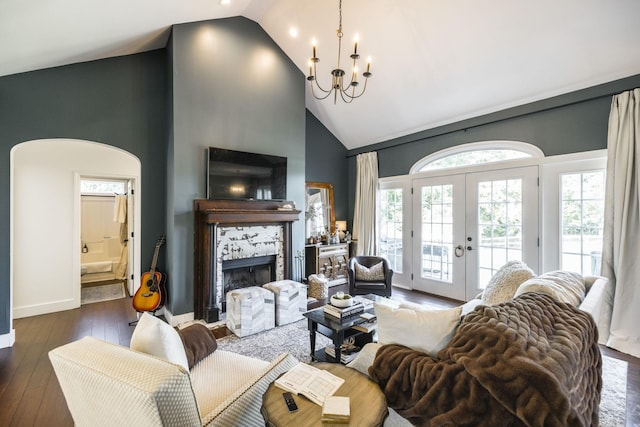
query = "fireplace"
(194, 199, 300, 322)
(221, 255, 276, 312)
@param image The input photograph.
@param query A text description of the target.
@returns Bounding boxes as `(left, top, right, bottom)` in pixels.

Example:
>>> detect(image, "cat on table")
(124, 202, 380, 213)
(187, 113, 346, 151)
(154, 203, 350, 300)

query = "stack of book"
(352, 320, 377, 333)
(325, 343, 360, 364)
(323, 302, 364, 319)
(321, 396, 350, 424)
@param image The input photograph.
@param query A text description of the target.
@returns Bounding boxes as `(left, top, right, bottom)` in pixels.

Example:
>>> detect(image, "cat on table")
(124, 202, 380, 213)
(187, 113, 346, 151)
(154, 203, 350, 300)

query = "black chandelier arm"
(309, 81, 336, 101)
(309, 62, 334, 94)
(338, 77, 370, 101)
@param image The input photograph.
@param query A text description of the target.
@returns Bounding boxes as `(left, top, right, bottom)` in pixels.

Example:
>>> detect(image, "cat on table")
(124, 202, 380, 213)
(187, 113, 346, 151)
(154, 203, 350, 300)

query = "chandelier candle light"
(307, 0, 372, 103)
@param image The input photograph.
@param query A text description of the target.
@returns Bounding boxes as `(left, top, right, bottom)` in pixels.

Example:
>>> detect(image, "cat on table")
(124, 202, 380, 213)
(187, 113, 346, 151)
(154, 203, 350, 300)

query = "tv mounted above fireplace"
(207, 147, 287, 201)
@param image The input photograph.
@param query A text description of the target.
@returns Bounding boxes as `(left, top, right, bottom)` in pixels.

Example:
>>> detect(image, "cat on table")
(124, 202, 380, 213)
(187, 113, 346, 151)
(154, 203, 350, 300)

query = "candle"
(312, 38, 317, 58)
(366, 57, 371, 73)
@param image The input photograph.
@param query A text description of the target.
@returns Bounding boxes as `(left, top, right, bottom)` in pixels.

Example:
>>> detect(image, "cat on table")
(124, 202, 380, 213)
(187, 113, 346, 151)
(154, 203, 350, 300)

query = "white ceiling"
(2, 0, 640, 149)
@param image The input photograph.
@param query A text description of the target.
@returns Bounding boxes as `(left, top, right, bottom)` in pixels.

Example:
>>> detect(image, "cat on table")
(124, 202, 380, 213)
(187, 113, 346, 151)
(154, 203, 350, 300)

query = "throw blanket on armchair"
(369, 293, 602, 426)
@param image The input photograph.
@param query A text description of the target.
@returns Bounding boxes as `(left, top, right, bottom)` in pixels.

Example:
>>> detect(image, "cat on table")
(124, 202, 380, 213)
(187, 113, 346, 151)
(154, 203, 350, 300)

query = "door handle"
(454, 245, 465, 257)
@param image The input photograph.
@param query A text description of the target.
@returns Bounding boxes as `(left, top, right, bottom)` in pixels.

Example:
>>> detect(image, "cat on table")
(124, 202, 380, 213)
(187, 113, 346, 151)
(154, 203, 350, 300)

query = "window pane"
(379, 188, 403, 273)
(420, 184, 453, 282)
(560, 171, 605, 275)
(420, 149, 531, 172)
(476, 178, 523, 279)
(80, 179, 126, 195)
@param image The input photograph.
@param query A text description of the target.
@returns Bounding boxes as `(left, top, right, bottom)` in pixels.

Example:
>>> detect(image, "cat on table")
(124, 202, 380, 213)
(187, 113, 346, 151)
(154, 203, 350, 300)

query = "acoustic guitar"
(132, 235, 166, 313)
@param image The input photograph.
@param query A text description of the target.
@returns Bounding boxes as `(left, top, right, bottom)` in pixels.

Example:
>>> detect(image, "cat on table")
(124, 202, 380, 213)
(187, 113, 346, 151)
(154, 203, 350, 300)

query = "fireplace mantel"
(193, 199, 301, 322)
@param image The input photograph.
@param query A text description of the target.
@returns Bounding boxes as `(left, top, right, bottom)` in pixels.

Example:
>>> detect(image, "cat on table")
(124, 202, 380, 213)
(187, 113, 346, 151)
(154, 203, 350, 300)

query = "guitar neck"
(148, 237, 165, 275)
(149, 246, 160, 275)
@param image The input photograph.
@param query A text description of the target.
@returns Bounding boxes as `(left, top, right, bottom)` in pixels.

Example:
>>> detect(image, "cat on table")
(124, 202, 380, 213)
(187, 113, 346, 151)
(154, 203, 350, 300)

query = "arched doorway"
(11, 139, 141, 319)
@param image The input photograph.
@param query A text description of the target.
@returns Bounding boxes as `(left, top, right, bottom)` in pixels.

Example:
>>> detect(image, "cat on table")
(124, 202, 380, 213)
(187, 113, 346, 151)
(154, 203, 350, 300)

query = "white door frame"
(10, 139, 141, 322)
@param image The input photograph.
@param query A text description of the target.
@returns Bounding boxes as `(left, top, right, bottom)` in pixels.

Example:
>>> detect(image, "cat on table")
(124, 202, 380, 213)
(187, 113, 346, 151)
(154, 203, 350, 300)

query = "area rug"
(81, 282, 126, 304)
(216, 319, 627, 425)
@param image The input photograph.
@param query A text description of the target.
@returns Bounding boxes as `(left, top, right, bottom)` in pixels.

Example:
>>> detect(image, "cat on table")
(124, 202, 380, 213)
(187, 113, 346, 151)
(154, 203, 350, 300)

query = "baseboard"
(0, 329, 16, 348)
(163, 309, 194, 327)
(13, 299, 77, 319)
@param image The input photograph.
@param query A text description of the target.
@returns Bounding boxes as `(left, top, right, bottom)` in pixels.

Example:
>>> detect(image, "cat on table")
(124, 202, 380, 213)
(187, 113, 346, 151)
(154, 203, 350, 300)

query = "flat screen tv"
(207, 147, 287, 201)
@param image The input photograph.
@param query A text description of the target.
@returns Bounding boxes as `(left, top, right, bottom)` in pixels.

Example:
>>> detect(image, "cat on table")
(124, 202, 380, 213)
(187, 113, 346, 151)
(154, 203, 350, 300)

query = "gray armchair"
(348, 256, 393, 297)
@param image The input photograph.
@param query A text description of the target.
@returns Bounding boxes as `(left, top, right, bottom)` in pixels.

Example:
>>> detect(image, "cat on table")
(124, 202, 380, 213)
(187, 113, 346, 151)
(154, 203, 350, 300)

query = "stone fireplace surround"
(194, 199, 301, 322)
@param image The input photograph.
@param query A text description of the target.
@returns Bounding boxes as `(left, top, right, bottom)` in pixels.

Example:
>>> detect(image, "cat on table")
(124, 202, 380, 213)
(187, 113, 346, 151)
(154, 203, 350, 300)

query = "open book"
(274, 363, 345, 406)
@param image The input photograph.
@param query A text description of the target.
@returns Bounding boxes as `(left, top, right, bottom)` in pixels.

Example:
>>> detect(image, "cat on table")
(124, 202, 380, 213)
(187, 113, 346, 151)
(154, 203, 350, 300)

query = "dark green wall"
(350, 74, 640, 177)
(166, 17, 306, 316)
(0, 51, 168, 335)
(346, 74, 640, 225)
(305, 109, 349, 225)
(0, 17, 337, 336)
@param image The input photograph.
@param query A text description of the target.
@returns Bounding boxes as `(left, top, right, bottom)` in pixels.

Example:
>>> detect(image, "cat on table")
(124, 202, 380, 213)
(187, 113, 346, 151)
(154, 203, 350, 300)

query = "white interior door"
(411, 166, 538, 301)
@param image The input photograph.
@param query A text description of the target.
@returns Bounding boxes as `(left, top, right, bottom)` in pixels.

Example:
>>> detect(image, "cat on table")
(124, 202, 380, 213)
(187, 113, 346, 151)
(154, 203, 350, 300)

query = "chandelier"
(307, 0, 372, 104)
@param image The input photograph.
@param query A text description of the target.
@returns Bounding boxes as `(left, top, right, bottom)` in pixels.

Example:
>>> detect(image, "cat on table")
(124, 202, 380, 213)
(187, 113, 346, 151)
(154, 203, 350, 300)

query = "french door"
(412, 166, 539, 300)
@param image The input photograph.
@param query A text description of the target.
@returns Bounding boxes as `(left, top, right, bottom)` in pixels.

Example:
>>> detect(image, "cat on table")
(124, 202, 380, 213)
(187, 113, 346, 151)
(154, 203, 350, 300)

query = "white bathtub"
(81, 238, 122, 284)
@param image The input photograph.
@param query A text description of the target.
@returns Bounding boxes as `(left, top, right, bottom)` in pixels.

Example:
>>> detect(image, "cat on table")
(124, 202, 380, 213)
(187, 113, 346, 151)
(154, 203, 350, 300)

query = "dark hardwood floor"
(1, 288, 638, 426)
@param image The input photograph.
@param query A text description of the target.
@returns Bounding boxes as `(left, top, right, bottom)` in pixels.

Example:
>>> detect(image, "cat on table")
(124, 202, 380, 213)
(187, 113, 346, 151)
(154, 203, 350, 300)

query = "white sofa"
(49, 315, 299, 427)
(347, 273, 613, 426)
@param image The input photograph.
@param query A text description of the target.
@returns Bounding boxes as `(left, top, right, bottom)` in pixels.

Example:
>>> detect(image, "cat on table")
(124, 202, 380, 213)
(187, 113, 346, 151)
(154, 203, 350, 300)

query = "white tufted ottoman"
(263, 280, 308, 326)
(226, 286, 275, 337)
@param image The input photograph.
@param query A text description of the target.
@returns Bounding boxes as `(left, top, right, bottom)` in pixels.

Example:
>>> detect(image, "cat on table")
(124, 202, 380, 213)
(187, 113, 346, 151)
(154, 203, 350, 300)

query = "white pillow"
(514, 270, 586, 306)
(481, 260, 535, 305)
(130, 313, 189, 371)
(354, 261, 385, 281)
(374, 302, 462, 358)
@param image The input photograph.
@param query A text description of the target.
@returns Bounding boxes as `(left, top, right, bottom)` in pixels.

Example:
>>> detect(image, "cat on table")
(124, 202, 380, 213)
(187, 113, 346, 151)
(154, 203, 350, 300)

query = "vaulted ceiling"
(2, 0, 639, 149)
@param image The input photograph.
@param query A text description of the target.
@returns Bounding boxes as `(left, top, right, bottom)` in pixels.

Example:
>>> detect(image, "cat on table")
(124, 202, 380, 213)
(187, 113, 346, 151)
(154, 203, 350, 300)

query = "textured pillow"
(481, 260, 535, 305)
(374, 302, 462, 358)
(515, 270, 586, 306)
(130, 313, 189, 371)
(354, 261, 385, 281)
(178, 323, 218, 369)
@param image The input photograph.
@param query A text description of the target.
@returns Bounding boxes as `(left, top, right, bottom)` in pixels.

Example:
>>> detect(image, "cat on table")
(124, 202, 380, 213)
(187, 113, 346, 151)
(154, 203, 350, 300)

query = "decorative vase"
(330, 292, 353, 308)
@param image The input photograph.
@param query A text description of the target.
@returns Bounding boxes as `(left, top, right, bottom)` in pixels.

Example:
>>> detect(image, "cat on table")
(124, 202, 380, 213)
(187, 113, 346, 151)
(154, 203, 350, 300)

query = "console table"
(305, 243, 350, 287)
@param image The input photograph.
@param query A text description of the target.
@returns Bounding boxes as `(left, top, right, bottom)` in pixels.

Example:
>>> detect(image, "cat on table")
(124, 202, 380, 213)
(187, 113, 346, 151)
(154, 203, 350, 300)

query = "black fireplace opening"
(221, 255, 276, 312)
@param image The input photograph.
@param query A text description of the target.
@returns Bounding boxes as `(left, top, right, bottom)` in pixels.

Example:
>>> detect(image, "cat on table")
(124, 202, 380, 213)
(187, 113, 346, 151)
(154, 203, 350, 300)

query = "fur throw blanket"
(369, 293, 602, 426)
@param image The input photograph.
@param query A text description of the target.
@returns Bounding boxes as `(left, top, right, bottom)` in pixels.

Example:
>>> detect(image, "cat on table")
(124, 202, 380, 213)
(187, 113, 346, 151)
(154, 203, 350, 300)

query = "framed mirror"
(305, 182, 335, 242)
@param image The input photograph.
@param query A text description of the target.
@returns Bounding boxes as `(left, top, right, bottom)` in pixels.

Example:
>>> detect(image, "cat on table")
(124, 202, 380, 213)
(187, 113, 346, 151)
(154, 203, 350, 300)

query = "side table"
(303, 305, 375, 363)
(261, 363, 388, 427)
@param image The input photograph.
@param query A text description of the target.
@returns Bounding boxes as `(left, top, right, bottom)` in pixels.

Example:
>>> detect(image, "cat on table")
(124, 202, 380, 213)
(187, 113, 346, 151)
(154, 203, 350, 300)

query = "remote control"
(283, 392, 298, 412)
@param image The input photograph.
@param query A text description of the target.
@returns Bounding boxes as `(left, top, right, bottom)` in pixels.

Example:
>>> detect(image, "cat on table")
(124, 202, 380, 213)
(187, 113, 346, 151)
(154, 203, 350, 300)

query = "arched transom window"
(410, 141, 544, 174)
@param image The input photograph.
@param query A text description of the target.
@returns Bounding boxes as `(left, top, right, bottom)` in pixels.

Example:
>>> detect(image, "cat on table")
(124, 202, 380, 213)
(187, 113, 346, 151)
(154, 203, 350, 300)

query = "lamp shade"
(335, 220, 347, 231)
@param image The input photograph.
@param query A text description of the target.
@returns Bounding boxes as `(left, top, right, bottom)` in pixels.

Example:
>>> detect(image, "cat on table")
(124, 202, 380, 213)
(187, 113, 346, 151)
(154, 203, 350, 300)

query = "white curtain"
(601, 88, 640, 358)
(353, 152, 378, 256)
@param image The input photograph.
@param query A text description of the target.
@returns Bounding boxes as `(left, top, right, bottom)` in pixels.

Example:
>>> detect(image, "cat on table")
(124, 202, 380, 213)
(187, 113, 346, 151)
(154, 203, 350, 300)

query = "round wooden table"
(261, 362, 388, 427)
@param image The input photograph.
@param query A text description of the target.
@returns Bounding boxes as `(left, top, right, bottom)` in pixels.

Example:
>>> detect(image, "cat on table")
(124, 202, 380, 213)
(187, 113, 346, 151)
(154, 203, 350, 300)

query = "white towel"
(113, 194, 127, 223)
